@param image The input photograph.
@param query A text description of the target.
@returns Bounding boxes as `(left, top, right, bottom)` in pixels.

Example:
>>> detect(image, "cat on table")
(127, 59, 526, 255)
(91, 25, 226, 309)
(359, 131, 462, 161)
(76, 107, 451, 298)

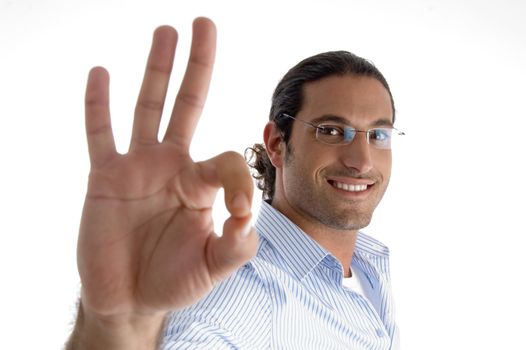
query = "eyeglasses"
(281, 113, 405, 150)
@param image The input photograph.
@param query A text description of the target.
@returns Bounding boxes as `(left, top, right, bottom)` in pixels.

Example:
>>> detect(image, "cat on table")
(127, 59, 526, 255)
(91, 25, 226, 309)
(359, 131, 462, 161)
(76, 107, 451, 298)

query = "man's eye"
(370, 129, 390, 141)
(318, 125, 343, 136)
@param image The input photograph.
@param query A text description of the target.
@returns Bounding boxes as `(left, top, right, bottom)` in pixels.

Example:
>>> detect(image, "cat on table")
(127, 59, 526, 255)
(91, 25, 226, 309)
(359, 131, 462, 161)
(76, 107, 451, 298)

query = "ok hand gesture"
(74, 17, 258, 349)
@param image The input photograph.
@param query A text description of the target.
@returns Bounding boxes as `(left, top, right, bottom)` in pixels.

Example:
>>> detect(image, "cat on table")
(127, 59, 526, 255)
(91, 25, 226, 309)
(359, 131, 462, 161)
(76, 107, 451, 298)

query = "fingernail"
(232, 193, 249, 212)
(241, 223, 253, 238)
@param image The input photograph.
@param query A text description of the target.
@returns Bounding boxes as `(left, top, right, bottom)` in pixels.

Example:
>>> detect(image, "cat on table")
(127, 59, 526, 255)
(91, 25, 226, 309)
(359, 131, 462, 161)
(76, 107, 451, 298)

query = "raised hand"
(73, 18, 258, 348)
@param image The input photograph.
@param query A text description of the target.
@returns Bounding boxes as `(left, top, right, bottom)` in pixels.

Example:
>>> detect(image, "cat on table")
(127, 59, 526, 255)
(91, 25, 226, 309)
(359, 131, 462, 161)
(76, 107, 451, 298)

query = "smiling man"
(67, 18, 402, 350)
(163, 54, 402, 349)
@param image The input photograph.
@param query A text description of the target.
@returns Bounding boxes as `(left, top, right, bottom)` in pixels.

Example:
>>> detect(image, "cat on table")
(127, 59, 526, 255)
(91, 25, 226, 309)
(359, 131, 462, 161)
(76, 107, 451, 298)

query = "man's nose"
(341, 133, 373, 174)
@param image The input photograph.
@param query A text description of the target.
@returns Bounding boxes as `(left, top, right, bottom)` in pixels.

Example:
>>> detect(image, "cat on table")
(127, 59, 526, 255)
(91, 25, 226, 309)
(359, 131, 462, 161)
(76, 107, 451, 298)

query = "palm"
(78, 19, 257, 320)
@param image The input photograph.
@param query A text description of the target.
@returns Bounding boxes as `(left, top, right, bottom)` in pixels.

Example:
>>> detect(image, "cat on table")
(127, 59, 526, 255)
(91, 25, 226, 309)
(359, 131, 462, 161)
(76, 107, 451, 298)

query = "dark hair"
(246, 50, 395, 201)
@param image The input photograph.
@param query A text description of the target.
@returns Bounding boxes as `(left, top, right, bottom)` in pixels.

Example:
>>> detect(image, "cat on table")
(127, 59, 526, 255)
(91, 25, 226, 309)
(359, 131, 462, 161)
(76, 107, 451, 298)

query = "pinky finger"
(85, 67, 116, 167)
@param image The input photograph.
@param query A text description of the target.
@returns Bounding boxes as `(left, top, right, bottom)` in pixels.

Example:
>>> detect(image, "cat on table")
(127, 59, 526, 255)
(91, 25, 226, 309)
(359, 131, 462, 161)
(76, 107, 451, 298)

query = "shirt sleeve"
(161, 263, 271, 350)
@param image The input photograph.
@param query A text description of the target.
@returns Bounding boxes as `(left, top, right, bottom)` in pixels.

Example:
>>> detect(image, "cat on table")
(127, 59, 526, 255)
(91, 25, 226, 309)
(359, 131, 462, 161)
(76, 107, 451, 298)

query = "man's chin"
(319, 211, 373, 231)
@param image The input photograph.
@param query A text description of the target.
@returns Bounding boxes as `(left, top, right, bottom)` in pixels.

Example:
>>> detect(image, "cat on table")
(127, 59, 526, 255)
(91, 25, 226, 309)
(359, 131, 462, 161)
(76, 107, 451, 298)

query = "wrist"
(69, 302, 167, 350)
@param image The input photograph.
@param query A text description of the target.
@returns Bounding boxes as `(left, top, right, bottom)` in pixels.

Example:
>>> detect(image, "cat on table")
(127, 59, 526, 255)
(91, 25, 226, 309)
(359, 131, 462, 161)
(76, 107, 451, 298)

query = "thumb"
(199, 151, 259, 282)
(206, 214, 258, 282)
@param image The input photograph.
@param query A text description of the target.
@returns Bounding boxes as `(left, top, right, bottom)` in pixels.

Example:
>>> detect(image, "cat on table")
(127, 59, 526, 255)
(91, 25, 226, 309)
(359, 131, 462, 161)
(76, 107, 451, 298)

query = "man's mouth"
(327, 179, 375, 193)
(332, 181, 367, 192)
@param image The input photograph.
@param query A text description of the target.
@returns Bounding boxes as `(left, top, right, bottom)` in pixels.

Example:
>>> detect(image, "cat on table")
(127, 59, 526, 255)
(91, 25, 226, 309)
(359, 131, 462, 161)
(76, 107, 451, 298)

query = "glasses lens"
(316, 125, 346, 144)
(369, 128, 393, 149)
(315, 124, 401, 149)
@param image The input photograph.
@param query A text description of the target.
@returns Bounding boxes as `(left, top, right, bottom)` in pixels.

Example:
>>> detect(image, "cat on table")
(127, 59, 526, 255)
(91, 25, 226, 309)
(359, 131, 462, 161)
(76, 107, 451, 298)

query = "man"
(67, 17, 402, 349)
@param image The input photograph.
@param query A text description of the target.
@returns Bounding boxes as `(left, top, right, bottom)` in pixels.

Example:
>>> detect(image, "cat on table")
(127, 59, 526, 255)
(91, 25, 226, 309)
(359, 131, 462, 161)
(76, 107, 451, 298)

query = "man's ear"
(263, 122, 285, 168)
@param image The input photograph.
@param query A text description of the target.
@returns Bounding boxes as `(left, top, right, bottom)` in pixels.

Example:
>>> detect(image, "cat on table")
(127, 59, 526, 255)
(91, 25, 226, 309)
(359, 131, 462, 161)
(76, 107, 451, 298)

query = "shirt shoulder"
(162, 261, 272, 349)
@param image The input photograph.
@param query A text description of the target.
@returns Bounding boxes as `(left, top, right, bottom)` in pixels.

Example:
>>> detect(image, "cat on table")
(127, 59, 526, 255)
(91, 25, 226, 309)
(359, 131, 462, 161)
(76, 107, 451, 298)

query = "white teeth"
(333, 181, 368, 192)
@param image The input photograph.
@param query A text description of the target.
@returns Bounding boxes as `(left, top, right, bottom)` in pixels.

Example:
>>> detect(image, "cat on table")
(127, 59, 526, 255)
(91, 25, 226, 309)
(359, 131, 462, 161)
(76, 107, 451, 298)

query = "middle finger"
(163, 17, 216, 152)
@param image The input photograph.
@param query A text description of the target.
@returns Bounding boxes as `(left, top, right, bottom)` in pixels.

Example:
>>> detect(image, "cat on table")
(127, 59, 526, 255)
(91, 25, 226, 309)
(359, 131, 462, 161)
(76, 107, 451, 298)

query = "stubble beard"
(284, 145, 385, 232)
(292, 184, 375, 231)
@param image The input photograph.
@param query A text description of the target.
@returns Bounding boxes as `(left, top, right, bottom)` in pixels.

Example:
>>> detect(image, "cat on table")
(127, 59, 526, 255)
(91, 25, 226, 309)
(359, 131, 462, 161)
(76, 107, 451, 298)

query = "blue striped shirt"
(162, 201, 398, 349)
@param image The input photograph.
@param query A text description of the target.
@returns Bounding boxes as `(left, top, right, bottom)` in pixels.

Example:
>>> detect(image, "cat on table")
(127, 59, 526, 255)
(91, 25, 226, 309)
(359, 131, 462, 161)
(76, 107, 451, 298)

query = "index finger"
(163, 17, 216, 151)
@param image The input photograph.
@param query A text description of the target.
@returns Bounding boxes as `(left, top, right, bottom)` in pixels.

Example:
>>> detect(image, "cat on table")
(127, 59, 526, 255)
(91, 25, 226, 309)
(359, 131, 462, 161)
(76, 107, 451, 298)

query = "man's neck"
(270, 200, 358, 278)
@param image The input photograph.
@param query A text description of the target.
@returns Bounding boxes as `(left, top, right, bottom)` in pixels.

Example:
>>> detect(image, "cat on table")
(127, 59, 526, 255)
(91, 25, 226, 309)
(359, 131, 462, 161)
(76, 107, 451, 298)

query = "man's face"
(277, 74, 393, 231)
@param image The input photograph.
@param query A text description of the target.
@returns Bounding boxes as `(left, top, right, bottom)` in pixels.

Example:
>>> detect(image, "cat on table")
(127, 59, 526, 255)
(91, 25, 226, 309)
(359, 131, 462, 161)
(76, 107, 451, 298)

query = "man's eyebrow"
(311, 114, 394, 128)
(371, 118, 394, 128)
(311, 115, 349, 125)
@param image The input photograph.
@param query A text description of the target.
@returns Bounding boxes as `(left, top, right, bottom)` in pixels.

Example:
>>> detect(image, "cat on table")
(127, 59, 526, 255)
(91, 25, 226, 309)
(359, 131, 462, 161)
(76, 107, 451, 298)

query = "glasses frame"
(280, 113, 405, 149)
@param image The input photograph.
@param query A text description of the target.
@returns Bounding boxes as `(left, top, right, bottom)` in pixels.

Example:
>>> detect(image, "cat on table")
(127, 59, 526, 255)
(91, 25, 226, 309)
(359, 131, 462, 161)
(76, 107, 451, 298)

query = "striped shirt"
(162, 201, 398, 349)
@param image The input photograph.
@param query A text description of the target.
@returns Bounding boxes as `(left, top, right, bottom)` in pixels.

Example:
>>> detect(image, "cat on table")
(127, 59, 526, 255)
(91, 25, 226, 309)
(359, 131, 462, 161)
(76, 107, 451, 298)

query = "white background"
(1, 0, 525, 349)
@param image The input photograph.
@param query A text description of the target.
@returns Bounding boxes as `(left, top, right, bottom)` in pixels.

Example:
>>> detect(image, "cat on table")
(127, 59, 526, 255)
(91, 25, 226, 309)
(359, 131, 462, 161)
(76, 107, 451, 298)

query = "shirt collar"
(255, 201, 391, 279)
(255, 201, 330, 281)
(356, 231, 390, 258)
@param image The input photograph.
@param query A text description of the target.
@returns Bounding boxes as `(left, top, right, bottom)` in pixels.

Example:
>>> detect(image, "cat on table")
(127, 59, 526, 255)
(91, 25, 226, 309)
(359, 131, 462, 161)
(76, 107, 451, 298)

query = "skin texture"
(68, 18, 258, 350)
(265, 74, 393, 276)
